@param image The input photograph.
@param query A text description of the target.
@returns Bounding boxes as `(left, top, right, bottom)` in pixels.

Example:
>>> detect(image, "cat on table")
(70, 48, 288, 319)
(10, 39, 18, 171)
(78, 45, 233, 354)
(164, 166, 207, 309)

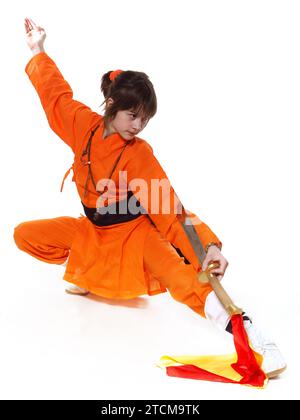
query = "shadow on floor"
(84, 293, 150, 309)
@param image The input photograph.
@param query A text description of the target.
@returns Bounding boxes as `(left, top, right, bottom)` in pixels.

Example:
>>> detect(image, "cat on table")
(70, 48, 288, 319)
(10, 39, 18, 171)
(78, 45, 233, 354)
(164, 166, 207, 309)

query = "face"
(105, 99, 149, 140)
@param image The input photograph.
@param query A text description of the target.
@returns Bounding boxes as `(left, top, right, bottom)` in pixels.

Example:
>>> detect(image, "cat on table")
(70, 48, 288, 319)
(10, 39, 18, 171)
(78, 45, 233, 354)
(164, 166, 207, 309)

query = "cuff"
(25, 52, 50, 76)
(205, 241, 222, 253)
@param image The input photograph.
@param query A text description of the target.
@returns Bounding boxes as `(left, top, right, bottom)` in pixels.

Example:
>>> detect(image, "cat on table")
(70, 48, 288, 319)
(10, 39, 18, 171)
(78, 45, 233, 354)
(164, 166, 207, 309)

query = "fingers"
(202, 258, 228, 280)
(25, 18, 32, 30)
(26, 17, 36, 29)
(210, 261, 227, 274)
(24, 18, 33, 34)
(210, 262, 229, 281)
(202, 257, 219, 272)
(24, 17, 42, 33)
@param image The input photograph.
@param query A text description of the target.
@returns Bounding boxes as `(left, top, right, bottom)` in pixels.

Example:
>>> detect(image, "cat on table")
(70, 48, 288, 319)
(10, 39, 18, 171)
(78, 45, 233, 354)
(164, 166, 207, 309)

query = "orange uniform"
(14, 52, 222, 317)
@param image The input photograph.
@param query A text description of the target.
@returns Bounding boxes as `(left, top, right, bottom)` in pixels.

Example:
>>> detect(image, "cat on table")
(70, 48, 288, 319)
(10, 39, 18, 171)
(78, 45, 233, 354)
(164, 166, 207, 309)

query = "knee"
(13, 222, 29, 249)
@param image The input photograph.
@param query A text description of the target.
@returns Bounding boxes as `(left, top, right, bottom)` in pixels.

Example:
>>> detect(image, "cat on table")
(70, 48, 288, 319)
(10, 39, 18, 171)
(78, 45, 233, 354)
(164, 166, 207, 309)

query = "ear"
(106, 97, 114, 108)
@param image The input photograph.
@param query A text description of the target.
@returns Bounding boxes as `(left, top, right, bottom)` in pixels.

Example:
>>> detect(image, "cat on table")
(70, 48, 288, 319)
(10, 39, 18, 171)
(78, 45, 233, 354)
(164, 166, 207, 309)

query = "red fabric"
(166, 365, 237, 384)
(165, 314, 267, 388)
(231, 314, 266, 387)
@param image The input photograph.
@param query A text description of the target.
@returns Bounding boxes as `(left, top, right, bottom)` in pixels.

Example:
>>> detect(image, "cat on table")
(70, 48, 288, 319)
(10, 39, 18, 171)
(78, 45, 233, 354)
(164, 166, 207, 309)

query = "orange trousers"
(14, 216, 213, 317)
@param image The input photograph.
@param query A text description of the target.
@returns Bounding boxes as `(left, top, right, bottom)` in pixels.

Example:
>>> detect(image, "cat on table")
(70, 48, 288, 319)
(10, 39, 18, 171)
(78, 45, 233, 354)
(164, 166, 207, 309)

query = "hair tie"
(109, 69, 123, 82)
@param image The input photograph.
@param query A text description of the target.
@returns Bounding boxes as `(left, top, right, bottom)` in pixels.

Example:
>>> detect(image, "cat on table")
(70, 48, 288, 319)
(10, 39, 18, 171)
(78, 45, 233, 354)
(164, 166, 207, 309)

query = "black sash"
(82, 191, 144, 226)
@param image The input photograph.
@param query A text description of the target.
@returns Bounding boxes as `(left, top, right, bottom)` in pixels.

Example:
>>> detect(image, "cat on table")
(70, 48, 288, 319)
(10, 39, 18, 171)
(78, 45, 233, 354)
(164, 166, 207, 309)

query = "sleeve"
(126, 141, 222, 271)
(25, 52, 100, 152)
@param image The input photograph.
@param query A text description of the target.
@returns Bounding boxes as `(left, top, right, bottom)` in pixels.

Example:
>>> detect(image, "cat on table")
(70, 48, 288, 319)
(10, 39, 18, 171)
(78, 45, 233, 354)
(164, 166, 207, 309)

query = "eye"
(128, 112, 149, 125)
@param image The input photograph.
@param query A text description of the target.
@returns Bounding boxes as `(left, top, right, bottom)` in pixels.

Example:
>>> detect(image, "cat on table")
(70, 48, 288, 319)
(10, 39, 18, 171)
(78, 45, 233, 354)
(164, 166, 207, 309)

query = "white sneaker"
(243, 320, 287, 378)
(204, 292, 287, 378)
(65, 285, 89, 296)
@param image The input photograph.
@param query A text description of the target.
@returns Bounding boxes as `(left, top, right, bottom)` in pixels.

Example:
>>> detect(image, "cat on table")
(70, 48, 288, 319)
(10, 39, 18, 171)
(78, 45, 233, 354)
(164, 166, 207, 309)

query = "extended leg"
(144, 225, 286, 378)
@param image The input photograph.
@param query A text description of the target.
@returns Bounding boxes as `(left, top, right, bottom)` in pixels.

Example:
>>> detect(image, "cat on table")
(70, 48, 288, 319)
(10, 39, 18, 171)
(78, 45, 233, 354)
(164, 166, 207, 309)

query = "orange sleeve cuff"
(25, 52, 50, 76)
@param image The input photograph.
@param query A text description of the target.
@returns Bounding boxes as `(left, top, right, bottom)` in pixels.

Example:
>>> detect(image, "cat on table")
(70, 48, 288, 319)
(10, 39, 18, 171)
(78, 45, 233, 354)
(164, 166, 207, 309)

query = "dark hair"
(100, 70, 157, 127)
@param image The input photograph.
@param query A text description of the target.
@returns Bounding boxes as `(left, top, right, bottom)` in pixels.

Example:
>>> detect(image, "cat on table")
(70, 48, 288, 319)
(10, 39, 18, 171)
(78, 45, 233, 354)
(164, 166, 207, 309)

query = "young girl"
(14, 17, 286, 379)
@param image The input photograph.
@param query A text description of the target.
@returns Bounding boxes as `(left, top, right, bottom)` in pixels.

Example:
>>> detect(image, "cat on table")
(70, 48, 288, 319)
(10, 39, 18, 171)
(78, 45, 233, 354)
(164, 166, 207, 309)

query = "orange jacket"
(25, 52, 222, 287)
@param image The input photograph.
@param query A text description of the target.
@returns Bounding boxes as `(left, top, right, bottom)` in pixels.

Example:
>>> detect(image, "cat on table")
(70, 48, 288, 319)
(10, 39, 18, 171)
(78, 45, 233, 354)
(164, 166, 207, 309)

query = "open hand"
(24, 17, 46, 53)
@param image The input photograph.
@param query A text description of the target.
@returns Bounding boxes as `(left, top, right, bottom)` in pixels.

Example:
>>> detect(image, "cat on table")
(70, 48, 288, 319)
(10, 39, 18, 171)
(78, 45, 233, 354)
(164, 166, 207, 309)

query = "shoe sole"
(65, 289, 89, 296)
(266, 364, 287, 379)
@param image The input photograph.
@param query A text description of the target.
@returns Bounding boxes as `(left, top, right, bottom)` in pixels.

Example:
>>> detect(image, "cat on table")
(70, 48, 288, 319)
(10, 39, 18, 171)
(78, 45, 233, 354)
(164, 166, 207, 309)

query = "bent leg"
(14, 216, 80, 265)
(143, 225, 213, 317)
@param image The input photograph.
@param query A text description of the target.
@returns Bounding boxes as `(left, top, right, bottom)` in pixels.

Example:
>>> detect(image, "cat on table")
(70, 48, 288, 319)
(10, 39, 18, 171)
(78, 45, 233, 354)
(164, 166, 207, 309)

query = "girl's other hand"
(24, 17, 46, 55)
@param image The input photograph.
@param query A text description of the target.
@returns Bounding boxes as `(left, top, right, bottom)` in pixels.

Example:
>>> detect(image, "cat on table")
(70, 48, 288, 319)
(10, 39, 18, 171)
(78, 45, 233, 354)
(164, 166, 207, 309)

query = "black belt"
(82, 191, 144, 226)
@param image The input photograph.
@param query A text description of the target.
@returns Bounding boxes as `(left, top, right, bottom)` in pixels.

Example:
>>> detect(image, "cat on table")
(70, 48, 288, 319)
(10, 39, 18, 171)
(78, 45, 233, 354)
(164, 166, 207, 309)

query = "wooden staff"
(179, 213, 242, 316)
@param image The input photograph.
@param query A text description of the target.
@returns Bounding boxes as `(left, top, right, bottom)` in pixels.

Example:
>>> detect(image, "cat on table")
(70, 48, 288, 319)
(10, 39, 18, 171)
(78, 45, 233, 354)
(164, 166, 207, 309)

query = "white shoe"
(65, 285, 89, 296)
(243, 320, 287, 378)
(204, 291, 287, 378)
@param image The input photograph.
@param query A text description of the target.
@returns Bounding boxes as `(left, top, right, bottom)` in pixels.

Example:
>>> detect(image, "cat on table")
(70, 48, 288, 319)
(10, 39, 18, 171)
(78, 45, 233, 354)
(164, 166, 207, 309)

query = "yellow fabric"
(157, 350, 265, 385)
(157, 354, 243, 382)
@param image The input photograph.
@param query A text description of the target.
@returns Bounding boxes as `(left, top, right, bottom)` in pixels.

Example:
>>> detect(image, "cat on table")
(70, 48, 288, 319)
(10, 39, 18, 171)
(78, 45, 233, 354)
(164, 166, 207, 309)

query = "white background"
(0, 0, 299, 400)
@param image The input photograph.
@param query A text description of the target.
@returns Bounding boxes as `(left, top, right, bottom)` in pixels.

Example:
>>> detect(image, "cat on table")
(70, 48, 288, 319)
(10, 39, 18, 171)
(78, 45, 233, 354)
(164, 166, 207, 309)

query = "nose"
(132, 117, 143, 132)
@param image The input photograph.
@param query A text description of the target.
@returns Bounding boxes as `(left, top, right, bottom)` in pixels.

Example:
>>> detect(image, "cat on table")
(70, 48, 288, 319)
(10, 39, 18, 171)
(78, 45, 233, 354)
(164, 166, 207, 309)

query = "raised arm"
(24, 18, 100, 152)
